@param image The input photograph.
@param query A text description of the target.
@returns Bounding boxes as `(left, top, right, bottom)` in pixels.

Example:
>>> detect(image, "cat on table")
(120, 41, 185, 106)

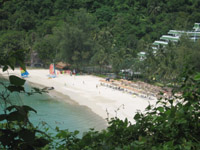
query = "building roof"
(168, 30, 200, 36)
(153, 41, 168, 46)
(138, 52, 146, 55)
(186, 32, 200, 36)
(152, 47, 158, 50)
(55, 62, 70, 69)
(160, 35, 179, 41)
(168, 30, 185, 35)
(153, 23, 200, 49)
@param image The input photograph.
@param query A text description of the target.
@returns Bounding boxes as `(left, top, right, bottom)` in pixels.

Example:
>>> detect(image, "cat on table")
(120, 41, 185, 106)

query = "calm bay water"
(0, 79, 107, 136)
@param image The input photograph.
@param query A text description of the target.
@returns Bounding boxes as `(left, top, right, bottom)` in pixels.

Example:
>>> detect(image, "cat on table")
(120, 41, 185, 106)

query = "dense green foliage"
(1, 1, 200, 148)
(1, 0, 200, 82)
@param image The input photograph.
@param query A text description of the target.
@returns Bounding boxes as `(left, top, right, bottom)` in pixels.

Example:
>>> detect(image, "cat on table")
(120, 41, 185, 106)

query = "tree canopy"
(1, 0, 200, 81)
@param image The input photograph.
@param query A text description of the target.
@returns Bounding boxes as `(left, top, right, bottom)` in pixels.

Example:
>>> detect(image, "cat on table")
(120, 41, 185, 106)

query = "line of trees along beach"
(0, 0, 200, 149)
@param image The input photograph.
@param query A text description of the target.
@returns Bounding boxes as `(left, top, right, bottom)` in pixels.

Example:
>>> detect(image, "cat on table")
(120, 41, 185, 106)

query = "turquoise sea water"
(0, 79, 107, 136)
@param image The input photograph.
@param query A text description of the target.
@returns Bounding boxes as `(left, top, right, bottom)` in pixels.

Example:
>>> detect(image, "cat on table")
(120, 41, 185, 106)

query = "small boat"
(20, 67, 29, 78)
(48, 63, 56, 78)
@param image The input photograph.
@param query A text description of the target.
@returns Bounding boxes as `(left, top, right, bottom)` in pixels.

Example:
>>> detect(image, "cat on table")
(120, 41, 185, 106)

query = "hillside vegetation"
(1, 0, 200, 82)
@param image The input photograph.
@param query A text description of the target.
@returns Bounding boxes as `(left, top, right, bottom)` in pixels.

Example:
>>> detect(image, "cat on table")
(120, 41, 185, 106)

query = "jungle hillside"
(1, 0, 200, 83)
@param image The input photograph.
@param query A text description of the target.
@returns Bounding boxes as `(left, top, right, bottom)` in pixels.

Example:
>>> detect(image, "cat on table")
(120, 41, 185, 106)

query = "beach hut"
(55, 62, 71, 74)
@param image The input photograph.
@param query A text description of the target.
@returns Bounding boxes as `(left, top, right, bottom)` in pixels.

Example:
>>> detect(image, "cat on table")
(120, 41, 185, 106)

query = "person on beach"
(73, 69, 76, 75)
(106, 78, 110, 82)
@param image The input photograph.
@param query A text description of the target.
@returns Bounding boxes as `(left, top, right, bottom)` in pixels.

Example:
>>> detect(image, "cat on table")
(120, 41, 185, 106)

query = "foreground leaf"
(7, 85, 24, 92)
(3, 65, 8, 72)
(9, 75, 25, 86)
(194, 73, 200, 81)
(22, 105, 37, 113)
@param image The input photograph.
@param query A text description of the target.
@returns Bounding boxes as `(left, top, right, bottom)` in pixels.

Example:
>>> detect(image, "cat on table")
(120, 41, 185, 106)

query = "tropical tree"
(51, 9, 98, 68)
(33, 34, 57, 66)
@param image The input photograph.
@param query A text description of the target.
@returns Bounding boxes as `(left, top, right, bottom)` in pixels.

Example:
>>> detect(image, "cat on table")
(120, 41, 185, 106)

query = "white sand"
(0, 69, 157, 123)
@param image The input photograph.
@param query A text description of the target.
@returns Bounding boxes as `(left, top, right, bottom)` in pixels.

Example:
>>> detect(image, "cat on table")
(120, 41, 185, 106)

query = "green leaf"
(7, 85, 24, 92)
(9, 75, 25, 86)
(6, 105, 36, 113)
(18, 143, 34, 150)
(145, 104, 151, 111)
(74, 130, 79, 135)
(32, 88, 43, 94)
(33, 88, 40, 92)
(0, 130, 15, 146)
(3, 65, 8, 72)
(194, 73, 200, 81)
(19, 129, 35, 142)
(157, 107, 164, 113)
(22, 105, 37, 113)
(0, 114, 7, 121)
(7, 111, 25, 122)
(134, 113, 141, 120)
(34, 138, 50, 147)
(177, 118, 187, 124)
(6, 105, 19, 111)
(55, 126, 60, 131)
(8, 57, 16, 70)
(168, 100, 173, 105)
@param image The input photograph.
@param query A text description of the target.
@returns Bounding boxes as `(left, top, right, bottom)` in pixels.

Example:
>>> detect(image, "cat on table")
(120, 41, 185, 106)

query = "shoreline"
(26, 80, 78, 105)
(0, 68, 157, 123)
(0, 69, 109, 122)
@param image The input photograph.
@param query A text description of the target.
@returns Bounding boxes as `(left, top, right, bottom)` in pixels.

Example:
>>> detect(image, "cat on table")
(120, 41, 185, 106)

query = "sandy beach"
(0, 68, 157, 123)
